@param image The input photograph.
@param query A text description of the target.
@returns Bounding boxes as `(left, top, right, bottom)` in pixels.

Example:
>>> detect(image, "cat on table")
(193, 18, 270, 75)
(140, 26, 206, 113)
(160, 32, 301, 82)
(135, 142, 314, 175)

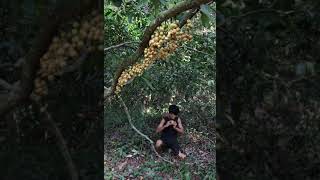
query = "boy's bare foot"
(178, 152, 186, 160)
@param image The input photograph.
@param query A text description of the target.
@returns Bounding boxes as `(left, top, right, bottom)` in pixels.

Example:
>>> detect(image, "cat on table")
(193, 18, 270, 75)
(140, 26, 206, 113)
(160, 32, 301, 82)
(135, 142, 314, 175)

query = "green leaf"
(207, 80, 215, 87)
(160, 0, 167, 5)
(141, 0, 149, 4)
(177, 12, 186, 23)
(137, 0, 149, 8)
(151, 0, 161, 15)
(142, 77, 155, 90)
(128, 15, 133, 23)
(111, 0, 123, 7)
(200, 12, 211, 28)
(168, 3, 175, 8)
(184, 172, 191, 180)
(200, 4, 213, 16)
(105, 4, 119, 12)
(200, 4, 214, 22)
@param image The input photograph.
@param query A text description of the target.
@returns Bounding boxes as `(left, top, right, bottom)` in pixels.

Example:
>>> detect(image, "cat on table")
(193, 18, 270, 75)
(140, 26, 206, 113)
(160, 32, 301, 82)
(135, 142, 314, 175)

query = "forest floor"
(104, 122, 216, 180)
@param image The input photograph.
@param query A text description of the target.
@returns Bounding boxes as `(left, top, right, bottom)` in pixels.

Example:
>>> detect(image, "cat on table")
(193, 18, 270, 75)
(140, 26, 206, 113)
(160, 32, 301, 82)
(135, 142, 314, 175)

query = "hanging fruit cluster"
(31, 11, 103, 101)
(115, 19, 193, 94)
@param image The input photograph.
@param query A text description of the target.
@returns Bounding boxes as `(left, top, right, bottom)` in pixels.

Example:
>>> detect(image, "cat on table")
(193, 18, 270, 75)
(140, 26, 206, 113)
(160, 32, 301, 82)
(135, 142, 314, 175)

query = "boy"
(155, 105, 186, 159)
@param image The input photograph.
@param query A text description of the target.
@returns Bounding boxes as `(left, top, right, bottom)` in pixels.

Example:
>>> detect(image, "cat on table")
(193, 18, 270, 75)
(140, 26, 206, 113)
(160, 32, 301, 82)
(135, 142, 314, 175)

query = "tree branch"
(179, 8, 199, 28)
(217, 8, 302, 28)
(104, 41, 138, 52)
(0, 63, 14, 70)
(119, 96, 174, 164)
(109, 0, 214, 97)
(0, 79, 13, 91)
(42, 106, 78, 180)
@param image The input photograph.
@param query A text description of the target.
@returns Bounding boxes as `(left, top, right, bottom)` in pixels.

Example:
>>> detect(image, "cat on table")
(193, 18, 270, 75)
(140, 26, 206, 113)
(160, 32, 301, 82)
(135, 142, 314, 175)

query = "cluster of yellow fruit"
(31, 11, 103, 101)
(115, 19, 193, 94)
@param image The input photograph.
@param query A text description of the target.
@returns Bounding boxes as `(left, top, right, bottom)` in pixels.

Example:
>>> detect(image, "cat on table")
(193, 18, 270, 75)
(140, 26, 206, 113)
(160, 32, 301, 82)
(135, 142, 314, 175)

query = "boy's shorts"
(160, 137, 180, 156)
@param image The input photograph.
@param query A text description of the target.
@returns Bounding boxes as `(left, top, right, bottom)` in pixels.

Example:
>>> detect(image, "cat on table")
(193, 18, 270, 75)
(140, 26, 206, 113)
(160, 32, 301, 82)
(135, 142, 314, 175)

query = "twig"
(14, 58, 25, 68)
(204, 136, 215, 145)
(0, 63, 14, 70)
(182, 46, 214, 57)
(104, 41, 138, 52)
(287, 75, 318, 87)
(118, 96, 174, 164)
(218, 8, 302, 28)
(261, 72, 318, 88)
(104, 86, 112, 99)
(0, 79, 13, 91)
(215, 131, 229, 146)
(42, 106, 79, 180)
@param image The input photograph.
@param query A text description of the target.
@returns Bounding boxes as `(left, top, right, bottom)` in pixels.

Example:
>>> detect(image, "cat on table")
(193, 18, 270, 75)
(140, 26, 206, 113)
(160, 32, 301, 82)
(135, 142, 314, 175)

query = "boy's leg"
(169, 140, 186, 159)
(155, 139, 164, 152)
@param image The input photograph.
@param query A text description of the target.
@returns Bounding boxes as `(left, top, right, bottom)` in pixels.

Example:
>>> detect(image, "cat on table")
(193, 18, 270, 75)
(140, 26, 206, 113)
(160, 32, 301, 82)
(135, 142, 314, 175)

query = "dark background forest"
(1, 1, 104, 180)
(217, 0, 320, 179)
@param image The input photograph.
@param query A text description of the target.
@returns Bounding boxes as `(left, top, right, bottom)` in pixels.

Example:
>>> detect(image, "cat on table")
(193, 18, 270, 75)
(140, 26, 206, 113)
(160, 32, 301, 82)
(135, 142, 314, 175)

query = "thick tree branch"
(136, 0, 212, 56)
(119, 96, 174, 164)
(179, 8, 199, 28)
(109, 0, 213, 97)
(0, 0, 96, 117)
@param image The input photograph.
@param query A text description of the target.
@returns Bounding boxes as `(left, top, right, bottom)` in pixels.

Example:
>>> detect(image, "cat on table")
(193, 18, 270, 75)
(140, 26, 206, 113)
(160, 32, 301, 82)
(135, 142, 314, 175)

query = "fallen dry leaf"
(117, 161, 128, 171)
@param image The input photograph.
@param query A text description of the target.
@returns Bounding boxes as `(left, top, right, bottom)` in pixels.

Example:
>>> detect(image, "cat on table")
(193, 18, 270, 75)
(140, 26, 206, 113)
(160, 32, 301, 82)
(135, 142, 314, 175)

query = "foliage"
(105, 0, 215, 179)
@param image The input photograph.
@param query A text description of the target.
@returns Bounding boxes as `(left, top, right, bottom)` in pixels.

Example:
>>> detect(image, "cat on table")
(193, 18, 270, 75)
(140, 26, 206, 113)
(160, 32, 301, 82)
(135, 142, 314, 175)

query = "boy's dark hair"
(169, 105, 180, 115)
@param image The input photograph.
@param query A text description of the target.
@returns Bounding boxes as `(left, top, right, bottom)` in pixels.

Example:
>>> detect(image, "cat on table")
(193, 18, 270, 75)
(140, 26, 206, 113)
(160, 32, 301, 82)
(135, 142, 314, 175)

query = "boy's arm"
(173, 118, 184, 134)
(156, 119, 168, 133)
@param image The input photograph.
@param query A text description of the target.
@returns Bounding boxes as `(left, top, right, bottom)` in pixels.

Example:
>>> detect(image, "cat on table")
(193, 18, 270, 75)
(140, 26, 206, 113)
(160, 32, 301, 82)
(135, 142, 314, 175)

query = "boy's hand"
(165, 120, 176, 127)
(169, 120, 177, 126)
(164, 121, 171, 127)
(172, 121, 177, 127)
